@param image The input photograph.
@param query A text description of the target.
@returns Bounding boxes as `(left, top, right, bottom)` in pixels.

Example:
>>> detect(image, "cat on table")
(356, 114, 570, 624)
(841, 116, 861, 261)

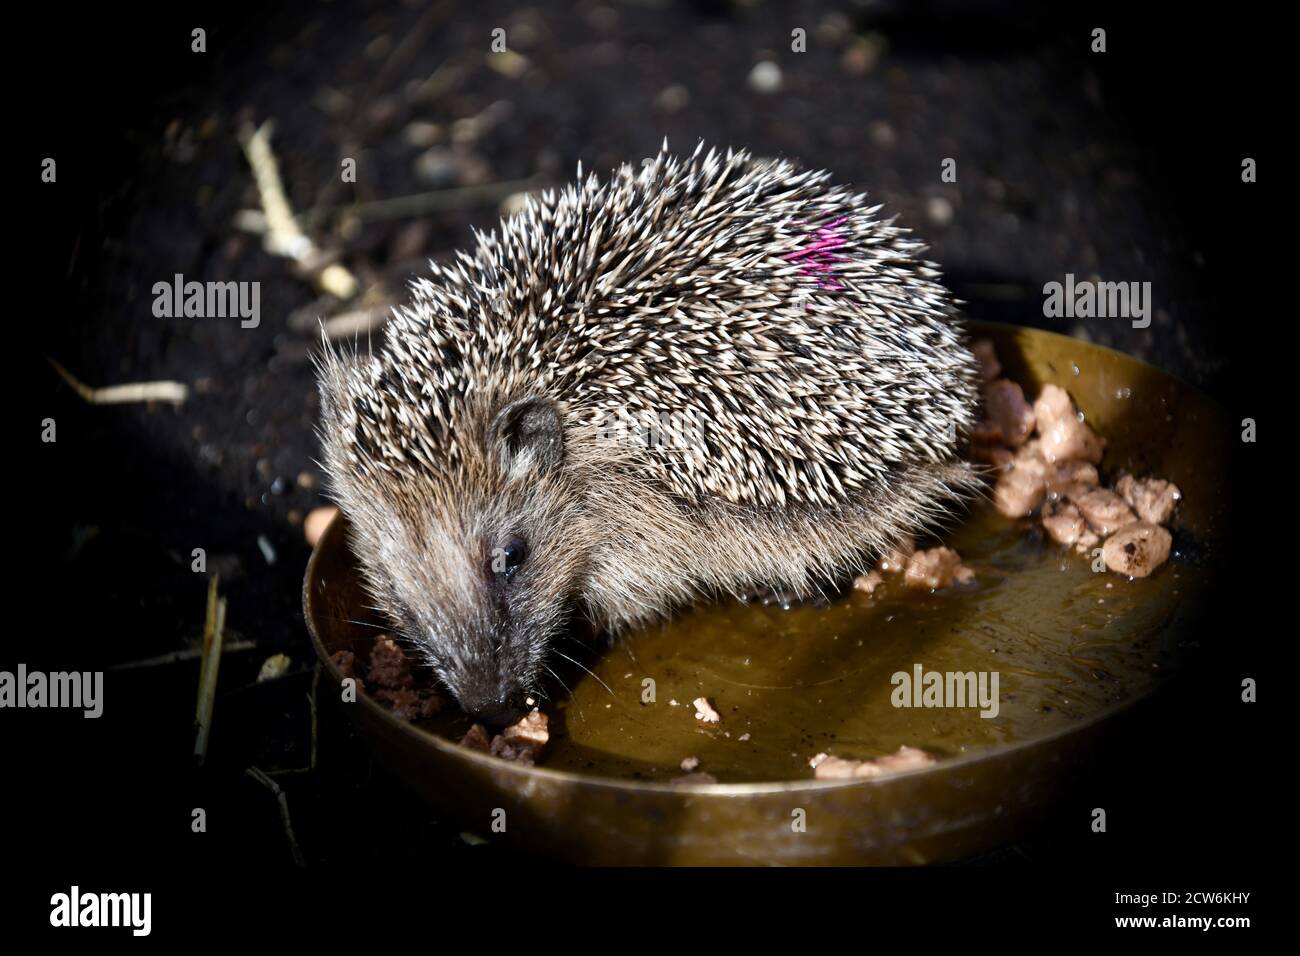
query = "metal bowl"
(304, 322, 1227, 865)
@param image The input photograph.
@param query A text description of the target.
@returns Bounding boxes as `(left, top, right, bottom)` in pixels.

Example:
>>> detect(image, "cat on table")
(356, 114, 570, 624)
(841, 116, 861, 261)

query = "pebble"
(414, 148, 461, 188)
(841, 37, 881, 75)
(747, 61, 783, 94)
(654, 84, 690, 113)
(926, 195, 955, 228)
(403, 121, 442, 149)
(869, 120, 897, 149)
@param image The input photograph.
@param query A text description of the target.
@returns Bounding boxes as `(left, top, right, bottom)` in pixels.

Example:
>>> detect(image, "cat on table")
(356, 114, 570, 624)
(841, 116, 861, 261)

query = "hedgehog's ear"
(488, 396, 565, 479)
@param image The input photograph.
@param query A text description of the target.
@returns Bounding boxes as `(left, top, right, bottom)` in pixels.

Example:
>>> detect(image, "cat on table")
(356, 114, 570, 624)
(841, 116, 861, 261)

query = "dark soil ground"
(10, 0, 1280, 917)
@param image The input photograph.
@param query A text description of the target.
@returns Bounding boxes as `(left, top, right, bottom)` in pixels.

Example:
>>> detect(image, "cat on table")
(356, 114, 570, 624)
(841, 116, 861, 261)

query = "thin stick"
(193, 577, 226, 764)
(304, 178, 536, 225)
(192, 577, 216, 759)
(238, 121, 358, 300)
(47, 358, 188, 405)
(112, 639, 255, 671)
(234, 178, 538, 234)
(309, 664, 320, 770)
(201, 575, 217, 659)
(245, 767, 307, 867)
(267, 665, 322, 778)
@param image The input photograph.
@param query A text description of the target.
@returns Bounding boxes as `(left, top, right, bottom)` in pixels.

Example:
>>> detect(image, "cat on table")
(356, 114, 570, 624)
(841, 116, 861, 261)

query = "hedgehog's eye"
(492, 535, 528, 580)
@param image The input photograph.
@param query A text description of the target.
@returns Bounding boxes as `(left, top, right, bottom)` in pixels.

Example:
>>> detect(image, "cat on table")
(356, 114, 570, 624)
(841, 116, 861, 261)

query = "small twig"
(306, 179, 538, 225)
(238, 121, 308, 257)
(238, 121, 358, 300)
(408, 61, 464, 103)
(112, 639, 255, 671)
(193, 577, 227, 764)
(245, 766, 307, 867)
(235, 178, 539, 234)
(266, 665, 322, 779)
(266, 664, 323, 778)
(47, 358, 187, 405)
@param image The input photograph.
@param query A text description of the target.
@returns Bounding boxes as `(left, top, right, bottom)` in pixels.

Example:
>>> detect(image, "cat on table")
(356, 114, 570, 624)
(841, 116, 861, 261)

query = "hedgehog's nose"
(470, 689, 531, 729)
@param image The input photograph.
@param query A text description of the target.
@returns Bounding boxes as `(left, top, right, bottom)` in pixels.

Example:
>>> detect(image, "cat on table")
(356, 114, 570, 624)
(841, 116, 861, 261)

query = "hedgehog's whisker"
(543, 663, 572, 696)
(542, 664, 584, 722)
(326, 615, 390, 632)
(552, 650, 614, 698)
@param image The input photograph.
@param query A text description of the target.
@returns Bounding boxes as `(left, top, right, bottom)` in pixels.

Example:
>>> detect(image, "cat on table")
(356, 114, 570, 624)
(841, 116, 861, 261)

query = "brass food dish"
(304, 321, 1227, 865)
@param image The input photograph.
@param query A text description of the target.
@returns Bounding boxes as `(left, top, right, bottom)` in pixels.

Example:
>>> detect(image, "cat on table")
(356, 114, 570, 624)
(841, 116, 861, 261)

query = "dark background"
(8, 0, 1278, 932)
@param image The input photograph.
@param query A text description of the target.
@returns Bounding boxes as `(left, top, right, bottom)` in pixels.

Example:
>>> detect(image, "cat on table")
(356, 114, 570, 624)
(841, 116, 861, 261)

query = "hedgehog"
(316, 142, 982, 727)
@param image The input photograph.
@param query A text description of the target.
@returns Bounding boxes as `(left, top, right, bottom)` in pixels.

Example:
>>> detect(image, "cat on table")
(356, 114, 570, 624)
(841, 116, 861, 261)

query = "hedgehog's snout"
(462, 687, 533, 729)
(448, 648, 537, 727)
(437, 626, 541, 729)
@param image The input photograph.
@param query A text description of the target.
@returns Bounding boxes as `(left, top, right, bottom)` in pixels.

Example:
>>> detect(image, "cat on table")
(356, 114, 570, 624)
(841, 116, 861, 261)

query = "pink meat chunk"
(971, 441, 1014, 470)
(460, 710, 551, 764)
(368, 636, 415, 690)
(1033, 384, 1104, 464)
(876, 536, 915, 574)
(809, 745, 936, 780)
(459, 724, 492, 753)
(500, 709, 550, 748)
(853, 570, 884, 594)
(994, 466, 1045, 518)
(489, 709, 550, 764)
(903, 547, 975, 589)
(1040, 499, 1101, 553)
(1046, 460, 1100, 501)
(1071, 487, 1138, 537)
(1102, 522, 1173, 577)
(971, 339, 1002, 382)
(1041, 501, 1088, 546)
(1115, 473, 1182, 525)
(374, 686, 443, 721)
(693, 697, 721, 724)
(974, 379, 1036, 448)
(993, 444, 1051, 517)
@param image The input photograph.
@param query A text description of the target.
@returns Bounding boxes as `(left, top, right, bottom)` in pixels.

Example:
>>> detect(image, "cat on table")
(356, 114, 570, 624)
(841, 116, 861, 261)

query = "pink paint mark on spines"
(784, 215, 850, 290)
